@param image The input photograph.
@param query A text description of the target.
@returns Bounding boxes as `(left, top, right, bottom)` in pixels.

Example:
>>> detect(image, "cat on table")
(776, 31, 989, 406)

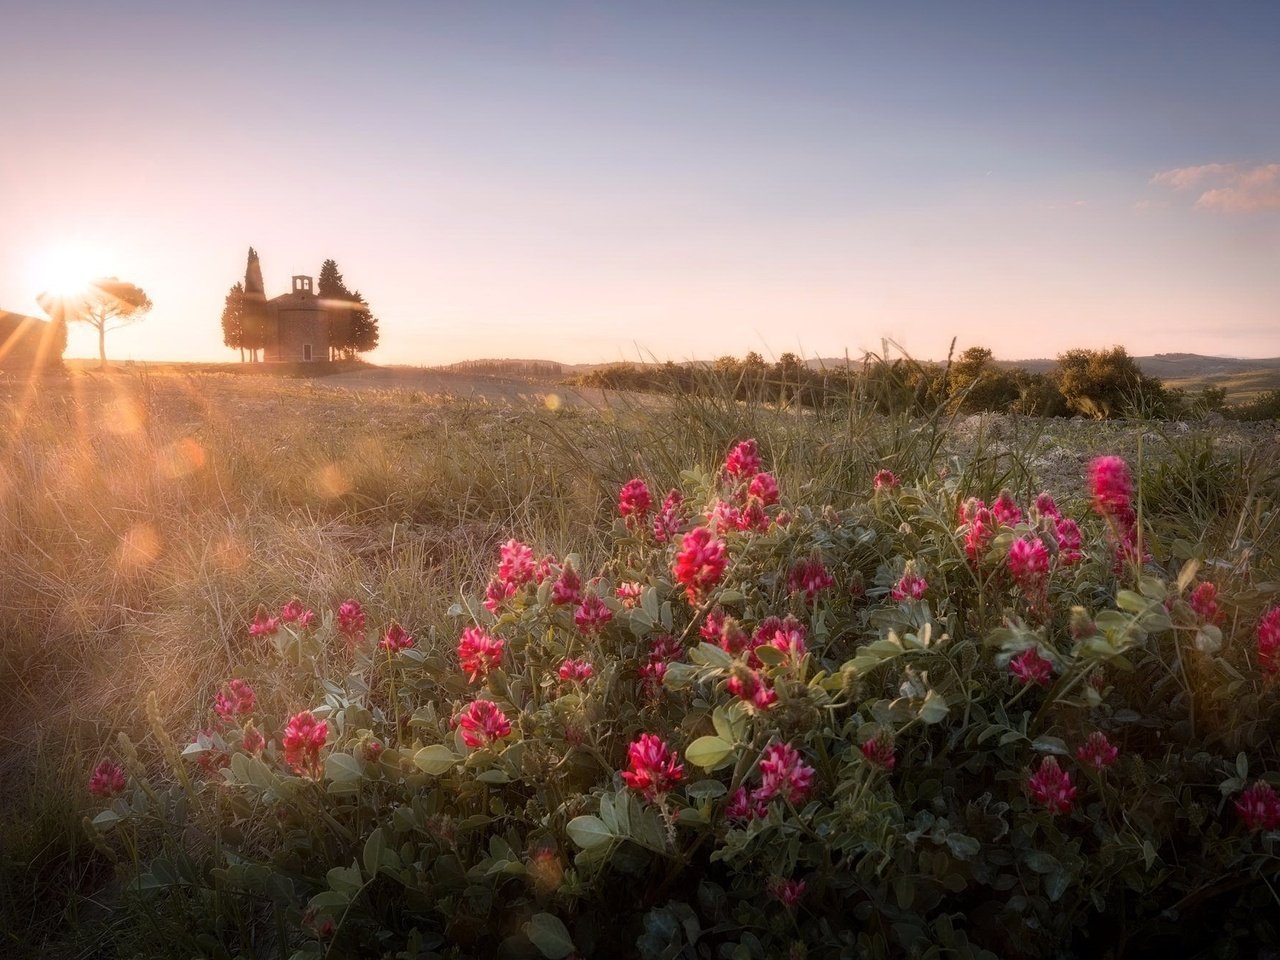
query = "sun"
(28, 242, 103, 300)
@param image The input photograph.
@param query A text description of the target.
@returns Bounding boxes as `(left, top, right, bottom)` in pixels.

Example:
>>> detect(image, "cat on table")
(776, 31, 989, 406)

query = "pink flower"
(497, 539, 536, 587)
(89, 760, 126, 798)
(724, 439, 761, 479)
(616, 581, 644, 608)
(891, 569, 928, 602)
(707, 498, 743, 532)
(1055, 518, 1083, 566)
(748, 471, 780, 506)
(213, 679, 256, 721)
(574, 594, 613, 634)
(1008, 536, 1051, 592)
(701, 605, 726, 642)
(248, 610, 280, 638)
(787, 557, 834, 602)
(1189, 582, 1222, 625)
(618, 478, 653, 525)
(719, 619, 749, 656)
(336, 600, 366, 641)
(725, 785, 768, 821)
(558, 658, 594, 683)
(652, 489, 686, 543)
(960, 500, 995, 566)
(1028, 756, 1076, 815)
(673, 527, 728, 603)
(1076, 731, 1119, 771)
(738, 498, 770, 533)
(768, 877, 806, 909)
(992, 490, 1023, 527)
(297, 609, 317, 629)
(483, 577, 517, 613)
(282, 710, 328, 778)
(757, 742, 815, 806)
(649, 634, 684, 663)
(873, 469, 899, 491)
(1235, 780, 1280, 832)
(241, 722, 265, 755)
(1259, 607, 1280, 675)
(380, 621, 415, 652)
(280, 599, 305, 623)
(640, 634, 683, 696)
(1090, 455, 1135, 525)
(534, 554, 556, 584)
(457, 626, 505, 682)
(726, 667, 778, 711)
(1034, 492, 1061, 520)
(621, 733, 684, 802)
(457, 699, 512, 750)
(1009, 648, 1054, 686)
(550, 564, 583, 606)
(861, 735, 896, 771)
(751, 616, 807, 666)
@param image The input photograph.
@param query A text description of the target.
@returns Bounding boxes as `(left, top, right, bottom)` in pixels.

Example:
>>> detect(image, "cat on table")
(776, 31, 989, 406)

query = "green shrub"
(85, 442, 1280, 959)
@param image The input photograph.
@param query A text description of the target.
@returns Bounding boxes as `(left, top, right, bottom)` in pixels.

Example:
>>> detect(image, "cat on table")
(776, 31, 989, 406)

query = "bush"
(86, 442, 1280, 959)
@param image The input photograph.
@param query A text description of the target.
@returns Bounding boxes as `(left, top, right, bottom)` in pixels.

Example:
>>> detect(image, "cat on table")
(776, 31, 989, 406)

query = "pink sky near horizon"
(3, 2, 1278, 365)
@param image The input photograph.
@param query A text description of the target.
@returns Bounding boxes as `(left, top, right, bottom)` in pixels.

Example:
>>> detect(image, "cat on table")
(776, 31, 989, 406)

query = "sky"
(2, 0, 1279, 364)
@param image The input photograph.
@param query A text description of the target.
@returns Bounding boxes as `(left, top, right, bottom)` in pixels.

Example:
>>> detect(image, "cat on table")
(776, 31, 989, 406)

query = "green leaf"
(918, 689, 948, 725)
(691, 643, 733, 668)
(413, 744, 459, 776)
(524, 913, 576, 959)
(325, 752, 363, 783)
(1031, 736, 1068, 756)
(566, 815, 614, 850)
(1115, 590, 1148, 615)
(1142, 840, 1157, 870)
(685, 779, 728, 801)
(363, 828, 385, 879)
(752, 644, 787, 667)
(1176, 558, 1201, 593)
(945, 832, 981, 860)
(686, 735, 734, 770)
(1023, 850, 1059, 874)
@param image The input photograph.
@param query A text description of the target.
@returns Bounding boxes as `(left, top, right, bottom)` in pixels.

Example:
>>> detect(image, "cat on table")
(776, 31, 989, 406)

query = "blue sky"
(2, 0, 1278, 362)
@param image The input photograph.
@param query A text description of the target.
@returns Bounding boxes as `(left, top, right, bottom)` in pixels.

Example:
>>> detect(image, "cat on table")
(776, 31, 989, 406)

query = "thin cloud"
(1151, 162, 1280, 213)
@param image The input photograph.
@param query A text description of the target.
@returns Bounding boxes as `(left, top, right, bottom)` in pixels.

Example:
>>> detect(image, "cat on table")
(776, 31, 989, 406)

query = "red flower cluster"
(787, 557, 834, 602)
(1076, 731, 1119, 771)
(497, 539, 536, 587)
(1009, 648, 1054, 686)
(652, 489, 686, 543)
(1189, 582, 1222, 625)
(282, 710, 328, 778)
(550, 564, 583, 606)
(750, 616, 807, 666)
(620, 733, 684, 802)
(615, 581, 643, 607)
(1055, 518, 1083, 566)
(639, 634, 683, 697)
(1008, 536, 1051, 604)
(573, 594, 613, 634)
(380, 622, 415, 652)
(724, 439, 761, 479)
(458, 627, 505, 682)
(992, 490, 1023, 527)
(618, 477, 653, 525)
(248, 609, 280, 638)
(457, 699, 512, 749)
(89, 760, 126, 798)
(1089, 456, 1134, 523)
(726, 665, 777, 711)
(891, 568, 928, 602)
(1259, 607, 1280, 675)
(757, 742, 815, 806)
(1235, 780, 1280, 831)
(1034, 492, 1060, 519)
(873, 469, 899, 491)
(213, 679, 256, 721)
(960, 498, 995, 566)
(748, 471, 780, 506)
(336, 600, 366, 642)
(768, 877, 806, 909)
(280, 599, 316, 628)
(1028, 756, 1076, 815)
(673, 527, 728, 603)
(861, 734, 896, 771)
(558, 658, 594, 683)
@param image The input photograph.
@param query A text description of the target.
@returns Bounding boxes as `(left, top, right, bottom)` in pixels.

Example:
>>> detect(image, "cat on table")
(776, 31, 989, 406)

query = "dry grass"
(1, 365, 1277, 956)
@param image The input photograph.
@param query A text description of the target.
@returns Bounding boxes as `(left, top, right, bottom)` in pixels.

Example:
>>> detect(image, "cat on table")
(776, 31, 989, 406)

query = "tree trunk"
(98, 324, 107, 368)
(239, 347, 245, 362)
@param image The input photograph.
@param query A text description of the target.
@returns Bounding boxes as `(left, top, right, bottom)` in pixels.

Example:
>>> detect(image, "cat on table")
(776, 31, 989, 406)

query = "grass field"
(2, 366, 1278, 957)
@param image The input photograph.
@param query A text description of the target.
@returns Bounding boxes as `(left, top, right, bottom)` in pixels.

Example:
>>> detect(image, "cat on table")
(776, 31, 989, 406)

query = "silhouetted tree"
(1055, 346, 1166, 418)
(318, 259, 379, 358)
(241, 247, 268, 362)
(220, 281, 247, 361)
(39, 277, 152, 368)
(349, 291, 379, 354)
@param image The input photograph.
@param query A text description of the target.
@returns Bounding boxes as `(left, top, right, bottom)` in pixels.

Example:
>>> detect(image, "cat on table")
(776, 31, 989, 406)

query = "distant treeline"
(575, 347, 1275, 420)
(444, 359, 564, 378)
